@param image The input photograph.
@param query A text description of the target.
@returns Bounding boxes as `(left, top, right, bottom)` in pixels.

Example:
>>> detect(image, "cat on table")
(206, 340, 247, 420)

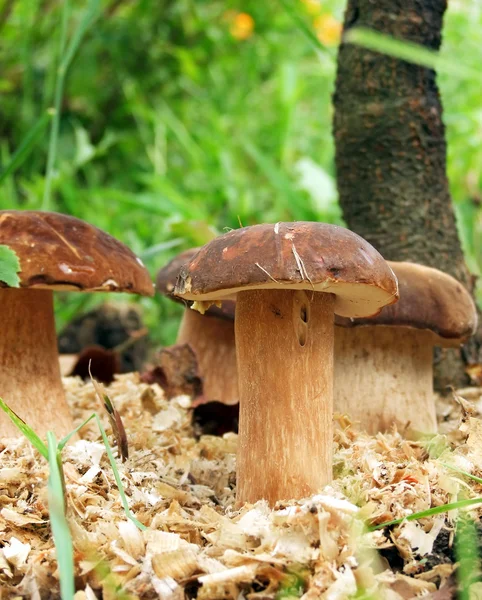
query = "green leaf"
(0, 245, 21, 287)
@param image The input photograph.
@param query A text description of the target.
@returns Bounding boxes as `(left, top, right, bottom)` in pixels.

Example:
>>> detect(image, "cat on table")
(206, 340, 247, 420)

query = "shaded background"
(1, 0, 481, 346)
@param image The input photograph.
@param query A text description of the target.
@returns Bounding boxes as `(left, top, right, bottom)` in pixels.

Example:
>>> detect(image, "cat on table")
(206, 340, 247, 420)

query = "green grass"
(1, 2, 482, 337)
(456, 516, 481, 600)
(47, 431, 75, 600)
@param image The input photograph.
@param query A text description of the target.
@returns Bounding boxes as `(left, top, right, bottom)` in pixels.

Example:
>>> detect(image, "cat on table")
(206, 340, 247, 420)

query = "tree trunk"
(333, 0, 477, 389)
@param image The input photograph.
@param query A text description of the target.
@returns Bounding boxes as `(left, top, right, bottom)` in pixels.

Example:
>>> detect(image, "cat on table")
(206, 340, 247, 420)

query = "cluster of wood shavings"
(1, 376, 482, 599)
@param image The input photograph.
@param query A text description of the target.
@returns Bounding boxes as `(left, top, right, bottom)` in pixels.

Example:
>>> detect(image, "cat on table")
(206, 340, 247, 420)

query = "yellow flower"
(300, 0, 321, 16)
(229, 12, 255, 41)
(314, 14, 342, 46)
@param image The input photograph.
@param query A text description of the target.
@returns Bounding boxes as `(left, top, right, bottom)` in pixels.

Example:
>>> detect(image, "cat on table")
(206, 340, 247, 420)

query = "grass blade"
(241, 140, 306, 217)
(369, 497, 482, 530)
(344, 27, 479, 80)
(440, 462, 482, 486)
(42, 0, 101, 211)
(0, 398, 48, 458)
(0, 110, 52, 184)
(47, 432, 75, 600)
(158, 101, 204, 165)
(60, 0, 101, 73)
(42, 0, 70, 211)
(277, 0, 329, 55)
(58, 413, 97, 451)
(94, 414, 146, 531)
(455, 516, 481, 600)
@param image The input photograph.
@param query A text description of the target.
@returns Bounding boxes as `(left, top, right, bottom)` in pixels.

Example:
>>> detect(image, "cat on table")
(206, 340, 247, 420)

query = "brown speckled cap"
(174, 222, 399, 318)
(0, 210, 154, 296)
(157, 248, 235, 321)
(157, 248, 200, 297)
(335, 261, 478, 347)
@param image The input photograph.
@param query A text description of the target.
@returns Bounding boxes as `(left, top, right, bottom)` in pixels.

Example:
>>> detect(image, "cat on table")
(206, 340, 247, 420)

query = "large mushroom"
(174, 222, 398, 505)
(334, 261, 477, 436)
(156, 249, 238, 406)
(0, 210, 154, 439)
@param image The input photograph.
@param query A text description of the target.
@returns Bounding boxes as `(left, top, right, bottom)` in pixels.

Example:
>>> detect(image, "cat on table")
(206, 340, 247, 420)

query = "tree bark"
(333, 0, 477, 389)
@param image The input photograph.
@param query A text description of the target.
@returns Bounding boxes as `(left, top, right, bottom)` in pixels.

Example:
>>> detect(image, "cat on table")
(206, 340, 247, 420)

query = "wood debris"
(0, 375, 481, 598)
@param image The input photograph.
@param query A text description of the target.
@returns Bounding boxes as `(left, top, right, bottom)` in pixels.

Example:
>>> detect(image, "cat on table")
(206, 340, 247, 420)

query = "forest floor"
(0, 374, 481, 599)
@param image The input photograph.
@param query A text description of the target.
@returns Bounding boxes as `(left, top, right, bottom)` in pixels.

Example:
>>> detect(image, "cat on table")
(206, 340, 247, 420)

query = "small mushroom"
(0, 210, 154, 439)
(174, 222, 398, 504)
(334, 262, 477, 436)
(157, 249, 238, 406)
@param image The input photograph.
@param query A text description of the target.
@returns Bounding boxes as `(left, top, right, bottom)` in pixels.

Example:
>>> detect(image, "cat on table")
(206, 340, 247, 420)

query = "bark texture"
(333, 0, 477, 388)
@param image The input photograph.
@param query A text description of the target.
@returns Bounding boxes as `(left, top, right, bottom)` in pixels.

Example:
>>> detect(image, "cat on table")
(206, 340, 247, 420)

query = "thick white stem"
(0, 289, 74, 439)
(334, 326, 437, 436)
(177, 309, 238, 405)
(235, 289, 334, 505)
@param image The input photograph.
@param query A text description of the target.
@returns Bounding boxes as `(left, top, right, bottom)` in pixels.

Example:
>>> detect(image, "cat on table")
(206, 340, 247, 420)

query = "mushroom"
(174, 222, 398, 504)
(334, 261, 477, 436)
(0, 210, 154, 439)
(157, 248, 238, 406)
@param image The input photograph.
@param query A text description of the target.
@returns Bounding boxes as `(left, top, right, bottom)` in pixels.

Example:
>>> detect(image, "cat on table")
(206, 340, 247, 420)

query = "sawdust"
(0, 376, 481, 599)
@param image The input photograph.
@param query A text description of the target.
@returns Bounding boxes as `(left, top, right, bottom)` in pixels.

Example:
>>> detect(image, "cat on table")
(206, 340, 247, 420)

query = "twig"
(255, 263, 279, 284)
(291, 243, 314, 291)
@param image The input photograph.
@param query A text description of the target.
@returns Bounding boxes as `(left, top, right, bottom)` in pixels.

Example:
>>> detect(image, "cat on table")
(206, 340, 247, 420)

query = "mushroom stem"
(0, 289, 74, 439)
(235, 289, 334, 505)
(334, 326, 437, 435)
(177, 309, 238, 405)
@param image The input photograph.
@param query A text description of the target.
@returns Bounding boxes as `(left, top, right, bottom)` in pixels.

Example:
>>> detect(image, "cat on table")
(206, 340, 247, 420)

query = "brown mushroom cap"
(0, 211, 154, 296)
(157, 248, 235, 321)
(335, 261, 478, 347)
(157, 248, 200, 297)
(174, 222, 399, 318)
